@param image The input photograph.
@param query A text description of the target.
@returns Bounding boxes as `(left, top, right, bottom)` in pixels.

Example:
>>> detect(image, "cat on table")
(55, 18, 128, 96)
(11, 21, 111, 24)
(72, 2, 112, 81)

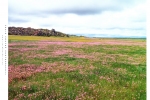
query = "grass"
(9, 35, 146, 100)
(9, 35, 98, 42)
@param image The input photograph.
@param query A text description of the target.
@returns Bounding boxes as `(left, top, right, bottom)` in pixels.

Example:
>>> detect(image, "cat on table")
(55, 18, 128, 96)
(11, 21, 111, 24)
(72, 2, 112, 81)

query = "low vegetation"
(9, 35, 146, 100)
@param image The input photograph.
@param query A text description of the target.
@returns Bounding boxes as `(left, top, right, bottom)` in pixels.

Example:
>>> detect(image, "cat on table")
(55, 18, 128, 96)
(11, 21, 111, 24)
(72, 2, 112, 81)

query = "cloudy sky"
(8, 0, 146, 37)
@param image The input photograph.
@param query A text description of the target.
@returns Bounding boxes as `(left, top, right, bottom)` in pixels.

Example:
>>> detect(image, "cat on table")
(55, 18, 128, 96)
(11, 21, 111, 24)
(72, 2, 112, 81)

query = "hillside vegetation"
(8, 27, 70, 37)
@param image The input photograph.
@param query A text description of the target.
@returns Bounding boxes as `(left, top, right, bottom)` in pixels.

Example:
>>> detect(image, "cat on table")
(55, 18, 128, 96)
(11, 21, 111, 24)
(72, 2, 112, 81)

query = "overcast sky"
(8, 0, 146, 37)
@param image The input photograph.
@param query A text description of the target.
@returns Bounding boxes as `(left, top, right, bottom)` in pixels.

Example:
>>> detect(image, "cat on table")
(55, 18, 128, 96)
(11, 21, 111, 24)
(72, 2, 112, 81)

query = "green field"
(9, 35, 146, 100)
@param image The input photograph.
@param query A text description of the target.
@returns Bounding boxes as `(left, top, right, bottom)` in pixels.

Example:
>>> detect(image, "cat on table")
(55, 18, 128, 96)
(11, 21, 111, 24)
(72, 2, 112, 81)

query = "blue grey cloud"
(8, 17, 28, 23)
(8, 0, 137, 16)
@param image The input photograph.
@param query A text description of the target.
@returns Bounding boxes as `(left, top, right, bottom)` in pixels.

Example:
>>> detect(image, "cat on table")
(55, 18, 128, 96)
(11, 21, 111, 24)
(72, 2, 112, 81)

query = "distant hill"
(8, 27, 70, 37)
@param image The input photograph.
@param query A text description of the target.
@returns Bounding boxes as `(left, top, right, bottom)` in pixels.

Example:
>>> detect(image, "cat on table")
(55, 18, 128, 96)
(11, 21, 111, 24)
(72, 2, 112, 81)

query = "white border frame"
(0, 0, 8, 99)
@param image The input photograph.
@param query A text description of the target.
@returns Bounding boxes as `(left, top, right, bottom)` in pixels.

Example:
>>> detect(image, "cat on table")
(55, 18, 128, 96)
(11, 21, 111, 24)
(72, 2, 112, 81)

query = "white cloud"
(8, 0, 146, 37)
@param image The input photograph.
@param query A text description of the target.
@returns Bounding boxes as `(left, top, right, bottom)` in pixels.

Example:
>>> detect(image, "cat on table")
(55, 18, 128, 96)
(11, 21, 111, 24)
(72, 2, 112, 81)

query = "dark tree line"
(8, 27, 69, 37)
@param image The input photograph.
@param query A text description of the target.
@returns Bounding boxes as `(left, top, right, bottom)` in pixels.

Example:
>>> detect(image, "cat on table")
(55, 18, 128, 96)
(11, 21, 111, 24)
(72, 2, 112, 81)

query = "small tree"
(51, 29, 56, 33)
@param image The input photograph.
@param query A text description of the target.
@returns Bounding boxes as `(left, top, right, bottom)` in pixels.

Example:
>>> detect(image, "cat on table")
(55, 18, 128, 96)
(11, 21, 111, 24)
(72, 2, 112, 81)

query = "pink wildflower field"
(9, 36, 146, 100)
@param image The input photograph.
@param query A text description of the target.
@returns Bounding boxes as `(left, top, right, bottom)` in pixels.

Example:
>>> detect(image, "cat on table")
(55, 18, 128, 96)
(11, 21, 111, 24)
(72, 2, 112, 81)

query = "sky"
(8, 0, 146, 38)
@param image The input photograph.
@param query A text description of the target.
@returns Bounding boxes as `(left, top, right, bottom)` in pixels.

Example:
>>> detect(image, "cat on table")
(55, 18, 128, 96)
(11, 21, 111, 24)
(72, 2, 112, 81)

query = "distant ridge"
(8, 27, 70, 37)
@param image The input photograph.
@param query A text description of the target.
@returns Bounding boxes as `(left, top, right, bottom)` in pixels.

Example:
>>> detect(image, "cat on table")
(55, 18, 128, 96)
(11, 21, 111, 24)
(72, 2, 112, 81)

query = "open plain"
(9, 35, 146, 100)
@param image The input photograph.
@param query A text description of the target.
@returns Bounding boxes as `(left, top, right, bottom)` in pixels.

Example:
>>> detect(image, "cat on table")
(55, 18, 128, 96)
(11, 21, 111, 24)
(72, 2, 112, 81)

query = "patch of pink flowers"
(8, 62, 82, 83)
(52, 49, 72, 56)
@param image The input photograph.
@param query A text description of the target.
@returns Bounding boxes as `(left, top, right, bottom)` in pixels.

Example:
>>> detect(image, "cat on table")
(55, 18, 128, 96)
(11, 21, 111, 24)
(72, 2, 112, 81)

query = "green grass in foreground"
(9, 35, 146, 100)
